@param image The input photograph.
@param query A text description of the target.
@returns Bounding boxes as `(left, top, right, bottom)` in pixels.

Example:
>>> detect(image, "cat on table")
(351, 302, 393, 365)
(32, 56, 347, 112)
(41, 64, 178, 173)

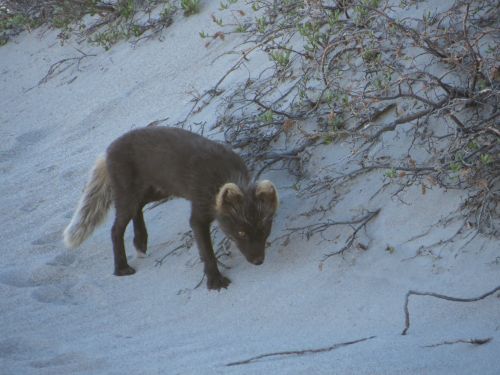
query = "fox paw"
(207, 274, 231, 291)
(114, 265, 136, 276)
(136, 250, 148, 258)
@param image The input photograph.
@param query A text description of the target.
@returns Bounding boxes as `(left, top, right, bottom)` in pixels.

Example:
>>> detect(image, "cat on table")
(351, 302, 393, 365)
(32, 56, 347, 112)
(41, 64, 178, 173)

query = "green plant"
(260, 110, 274, 123)
(298, 21, 327, 51)
(385, 168, 398, 178)
(181, 0, 201, 16)
(450, 162, 462, 173)
(219, 0, 238, 10)
(467, 141, 479, 151)
(235, 24, 248, 33)
(212, 15, 223, 26)
(354, 0, 380, 26)
(480, 154, 493, 165)
(324, 90, 335, 105)
(269, 49, 291, 68)
(160, 4, 176, 24)
(0, 14, 31, 30)
(130, 24, 144, 37)
(90, 26, 126, 50)
(362, 49, 380, 64)
(328, 10, 342, 28)
(256, 17, 266, 33)
(323, 134, 334, 145)
(52, 17, 70, 29)
(119, 0, 135, 20)
(328, 115, 344, 130)
(51, 4, 73, 30)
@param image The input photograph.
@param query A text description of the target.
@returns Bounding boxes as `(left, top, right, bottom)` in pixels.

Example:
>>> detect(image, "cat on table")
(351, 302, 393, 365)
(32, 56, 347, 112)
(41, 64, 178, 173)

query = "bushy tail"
(63, 156, 113, 248)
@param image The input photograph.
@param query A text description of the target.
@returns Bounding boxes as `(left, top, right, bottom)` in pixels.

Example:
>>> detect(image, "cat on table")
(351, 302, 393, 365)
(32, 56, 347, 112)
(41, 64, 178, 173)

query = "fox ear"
(216, 183, 244, 213)
(255, 180, 279, 213)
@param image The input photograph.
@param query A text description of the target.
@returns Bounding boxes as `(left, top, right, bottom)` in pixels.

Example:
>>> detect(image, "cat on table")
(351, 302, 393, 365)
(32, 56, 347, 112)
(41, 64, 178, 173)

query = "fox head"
(215, 180, 279, 265)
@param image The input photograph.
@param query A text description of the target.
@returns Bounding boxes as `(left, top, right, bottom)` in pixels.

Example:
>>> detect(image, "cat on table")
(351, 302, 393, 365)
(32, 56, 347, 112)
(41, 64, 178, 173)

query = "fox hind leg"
(133, 190, 171, 258)
(133, 205, 148, 257)
(111, 203, 138, 276)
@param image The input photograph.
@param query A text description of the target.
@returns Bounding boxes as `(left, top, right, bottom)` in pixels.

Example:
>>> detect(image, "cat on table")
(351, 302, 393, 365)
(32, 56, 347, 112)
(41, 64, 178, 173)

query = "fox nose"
(251, 257, 264, 265)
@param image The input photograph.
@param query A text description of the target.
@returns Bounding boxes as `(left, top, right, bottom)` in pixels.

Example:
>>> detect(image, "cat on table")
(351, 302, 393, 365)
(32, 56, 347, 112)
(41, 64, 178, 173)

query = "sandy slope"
(1, 2, 499, 374)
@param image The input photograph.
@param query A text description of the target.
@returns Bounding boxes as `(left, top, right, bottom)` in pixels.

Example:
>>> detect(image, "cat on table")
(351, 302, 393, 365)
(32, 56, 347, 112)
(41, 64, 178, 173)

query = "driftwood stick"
(402, 286, 500, 335)
(226, 335, 376, 367)
(423, 338, 492, 348)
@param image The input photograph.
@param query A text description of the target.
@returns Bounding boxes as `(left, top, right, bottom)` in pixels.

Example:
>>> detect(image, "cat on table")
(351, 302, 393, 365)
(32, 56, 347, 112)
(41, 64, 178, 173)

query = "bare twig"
(26, 49, 96, 91)
(364, 98, 448, 146)
(225, 336, 376, 367)
(423, 337, 492, 348)
(183, 0, 499, 239)
(154, 244, 185, 267)
(254, 138, 317, 179)
(155, 231, 194, 267)
(402, 286, 500, 335)
(322, 209, 381, 261)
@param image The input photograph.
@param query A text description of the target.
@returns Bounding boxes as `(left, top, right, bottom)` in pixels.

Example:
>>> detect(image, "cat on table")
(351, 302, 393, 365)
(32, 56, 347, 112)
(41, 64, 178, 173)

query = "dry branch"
(423, 337, 492, 348)
(321, 209, 381, 261)
(154, 244, 185, 267)
(225, 335, 376, 367)
(28, 49, 96, 90)
(402, 286, 500, 335)
(279, 209, 380, 262)
(179, 0, 500, 250)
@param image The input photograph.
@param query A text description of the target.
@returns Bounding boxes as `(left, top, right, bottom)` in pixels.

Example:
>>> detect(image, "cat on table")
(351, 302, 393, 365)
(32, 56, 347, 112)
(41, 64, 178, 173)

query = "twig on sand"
(225, 336, 376, 367)
(402, 286, 500, 335)
(423, 338, 492, 348)
(37, 48, 96, 86)
(322, 209, 381, 261)
(193, 274, 205, 289)
(154, 244, 185, 267)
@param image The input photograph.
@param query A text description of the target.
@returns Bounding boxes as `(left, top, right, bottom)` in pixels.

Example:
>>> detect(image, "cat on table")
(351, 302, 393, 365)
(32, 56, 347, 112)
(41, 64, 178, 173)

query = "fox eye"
(237, 231, 247, 239)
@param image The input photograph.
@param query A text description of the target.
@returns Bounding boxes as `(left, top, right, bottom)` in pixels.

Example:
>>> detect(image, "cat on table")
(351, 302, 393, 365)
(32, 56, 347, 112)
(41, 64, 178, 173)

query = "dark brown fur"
(64, 127, 279, 290)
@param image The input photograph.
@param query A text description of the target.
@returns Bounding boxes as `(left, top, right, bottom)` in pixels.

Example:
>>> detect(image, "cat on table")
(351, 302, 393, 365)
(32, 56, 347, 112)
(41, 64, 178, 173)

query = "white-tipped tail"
(63, 156, 113, 248)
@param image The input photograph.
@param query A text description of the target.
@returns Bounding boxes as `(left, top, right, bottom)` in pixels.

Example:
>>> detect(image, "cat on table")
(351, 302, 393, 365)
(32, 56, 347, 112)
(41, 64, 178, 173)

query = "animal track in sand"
(32, 275, 108, 306)
(1, 252, 108, 306)
(0, 147, 17, 163)
(0, 270, 42, 288)
(31, 281, 77, 305)
(19, 199, 45, 213)
(31, 230, 61, 246)
(16, 128, 50, 146)
(61, 168, 79, 181)
(36, 165, 57, 175)
(0, 265, 70, 288)
(30, 352, 84, 368)
(46, 252, 76, 267)
(0, 337, 35, 360)
(0, 128, 50, 163)
(30, 352, 108, 372)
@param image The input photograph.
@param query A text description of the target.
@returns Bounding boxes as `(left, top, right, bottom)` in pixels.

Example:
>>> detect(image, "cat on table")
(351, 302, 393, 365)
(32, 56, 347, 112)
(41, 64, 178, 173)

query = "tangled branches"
(201, 0, 499, 236)
(0, 0, 176, 48)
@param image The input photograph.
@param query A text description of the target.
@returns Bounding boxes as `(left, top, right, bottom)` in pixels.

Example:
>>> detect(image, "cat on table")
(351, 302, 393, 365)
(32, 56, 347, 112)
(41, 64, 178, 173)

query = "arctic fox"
(64, 127, 279, 290)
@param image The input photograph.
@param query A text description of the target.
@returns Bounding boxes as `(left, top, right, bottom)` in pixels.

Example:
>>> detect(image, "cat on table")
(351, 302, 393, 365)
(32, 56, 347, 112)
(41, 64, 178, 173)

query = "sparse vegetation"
(2, 0, 498, 246)
(180, 0, 200, 16)
(269, 49, 291, 69)
(179, 0, 499, 245)
(0, 0, 182, 49)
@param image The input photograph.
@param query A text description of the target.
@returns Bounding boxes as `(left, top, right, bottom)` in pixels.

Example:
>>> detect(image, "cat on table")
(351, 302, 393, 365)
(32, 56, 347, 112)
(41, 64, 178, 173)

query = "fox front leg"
(189, 215, 231, 290)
